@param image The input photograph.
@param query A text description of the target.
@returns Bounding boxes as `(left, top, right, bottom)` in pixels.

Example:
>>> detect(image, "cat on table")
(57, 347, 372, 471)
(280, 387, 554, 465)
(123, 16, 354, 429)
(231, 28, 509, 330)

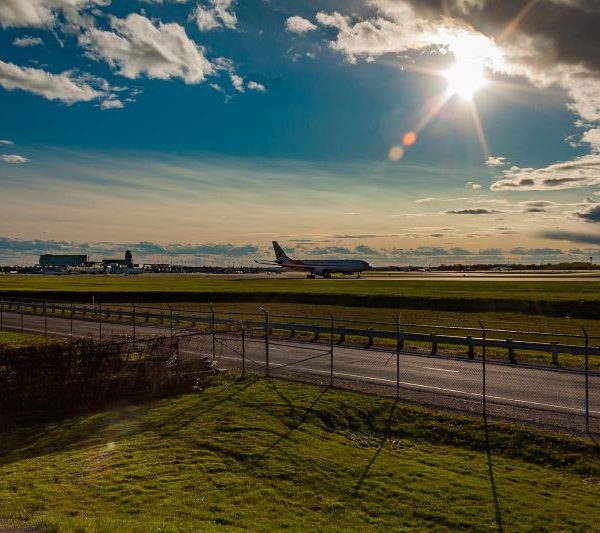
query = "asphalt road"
(2, 311, 598, 433)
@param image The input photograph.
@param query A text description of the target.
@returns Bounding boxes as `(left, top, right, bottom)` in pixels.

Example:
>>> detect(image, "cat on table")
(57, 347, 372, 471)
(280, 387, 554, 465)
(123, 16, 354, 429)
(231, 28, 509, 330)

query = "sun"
(444, 59, 488, 100)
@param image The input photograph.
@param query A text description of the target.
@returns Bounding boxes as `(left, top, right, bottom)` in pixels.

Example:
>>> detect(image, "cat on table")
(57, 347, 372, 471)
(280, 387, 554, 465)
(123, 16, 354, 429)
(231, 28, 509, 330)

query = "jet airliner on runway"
(256, 241, 372, 278)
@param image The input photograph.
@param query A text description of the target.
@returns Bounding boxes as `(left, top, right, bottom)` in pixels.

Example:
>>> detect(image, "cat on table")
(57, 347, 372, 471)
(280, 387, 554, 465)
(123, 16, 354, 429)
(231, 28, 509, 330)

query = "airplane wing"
(254, 260, 280, 265)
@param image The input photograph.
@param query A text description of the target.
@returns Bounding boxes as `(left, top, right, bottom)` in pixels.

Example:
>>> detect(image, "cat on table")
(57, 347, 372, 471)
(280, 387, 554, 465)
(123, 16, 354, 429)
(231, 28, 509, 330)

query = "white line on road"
(265, 363, 600, 415)
(422, 366, 459, 373)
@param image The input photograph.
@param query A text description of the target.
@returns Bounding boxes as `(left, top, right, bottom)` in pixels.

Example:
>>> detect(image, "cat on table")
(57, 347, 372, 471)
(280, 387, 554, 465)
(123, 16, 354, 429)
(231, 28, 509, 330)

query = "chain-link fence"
(1, 297, 599, 433)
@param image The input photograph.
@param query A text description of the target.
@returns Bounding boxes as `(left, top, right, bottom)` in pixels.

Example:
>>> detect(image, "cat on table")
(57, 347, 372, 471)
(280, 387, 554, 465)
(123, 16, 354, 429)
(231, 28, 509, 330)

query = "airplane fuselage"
(257, 241, 372, 277)
(280, 258, 371, 276)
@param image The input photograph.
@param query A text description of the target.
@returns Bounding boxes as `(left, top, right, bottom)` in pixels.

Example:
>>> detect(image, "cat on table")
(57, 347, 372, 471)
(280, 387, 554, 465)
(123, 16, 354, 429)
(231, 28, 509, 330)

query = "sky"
(1, 0, 599, 266)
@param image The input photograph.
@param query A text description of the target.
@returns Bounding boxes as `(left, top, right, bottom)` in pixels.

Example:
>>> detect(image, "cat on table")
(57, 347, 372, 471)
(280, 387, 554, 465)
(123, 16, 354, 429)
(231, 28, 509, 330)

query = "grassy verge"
(0, 331, 45, 348)
(1, 375, 599, 531)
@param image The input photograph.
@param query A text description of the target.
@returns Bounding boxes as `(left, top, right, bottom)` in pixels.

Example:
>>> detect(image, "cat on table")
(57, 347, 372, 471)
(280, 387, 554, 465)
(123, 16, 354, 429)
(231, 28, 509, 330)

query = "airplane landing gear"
(323, 272, 332, 279)
(307, 274, 316, 279)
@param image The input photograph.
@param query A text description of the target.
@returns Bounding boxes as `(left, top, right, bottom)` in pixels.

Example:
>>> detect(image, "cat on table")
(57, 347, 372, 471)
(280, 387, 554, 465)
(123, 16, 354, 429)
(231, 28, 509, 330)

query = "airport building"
(39, 254, 88, 267)
(102, 250, 134, 268)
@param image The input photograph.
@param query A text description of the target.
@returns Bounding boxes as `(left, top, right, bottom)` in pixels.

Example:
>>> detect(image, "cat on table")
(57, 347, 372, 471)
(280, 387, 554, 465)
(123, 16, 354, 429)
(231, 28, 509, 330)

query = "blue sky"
(1, 0, 599, 265)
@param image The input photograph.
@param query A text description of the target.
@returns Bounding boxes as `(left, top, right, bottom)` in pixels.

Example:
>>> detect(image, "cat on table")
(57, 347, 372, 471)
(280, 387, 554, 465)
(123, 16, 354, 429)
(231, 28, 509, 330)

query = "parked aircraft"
(256, 241, 372, 278)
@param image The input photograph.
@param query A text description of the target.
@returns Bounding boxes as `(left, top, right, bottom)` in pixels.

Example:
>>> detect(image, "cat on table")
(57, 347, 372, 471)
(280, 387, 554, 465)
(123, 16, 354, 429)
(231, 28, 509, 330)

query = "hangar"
(39, 254, 88, 267)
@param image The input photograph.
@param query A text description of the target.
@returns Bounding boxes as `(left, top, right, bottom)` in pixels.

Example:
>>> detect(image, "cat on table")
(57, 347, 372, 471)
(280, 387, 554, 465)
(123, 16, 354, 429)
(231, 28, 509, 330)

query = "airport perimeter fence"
(1, 297, 599, 434)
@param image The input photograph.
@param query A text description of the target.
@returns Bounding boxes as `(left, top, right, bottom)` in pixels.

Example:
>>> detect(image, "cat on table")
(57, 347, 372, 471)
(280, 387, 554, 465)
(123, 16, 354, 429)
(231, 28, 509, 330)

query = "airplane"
(256, 241, 372, 278)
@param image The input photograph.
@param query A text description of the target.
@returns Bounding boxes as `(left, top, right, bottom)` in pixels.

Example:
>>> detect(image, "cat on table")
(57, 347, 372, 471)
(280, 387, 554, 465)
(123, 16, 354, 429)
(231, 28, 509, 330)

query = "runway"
(2, 311, 599, 433)
(360, 271, 600, 282)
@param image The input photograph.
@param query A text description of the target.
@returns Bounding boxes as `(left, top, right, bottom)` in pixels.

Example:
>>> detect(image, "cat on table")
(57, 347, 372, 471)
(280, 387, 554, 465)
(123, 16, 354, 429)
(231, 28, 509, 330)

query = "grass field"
(156, 301, 600, 336)
(0, 331, 45, 349)
(1, 375, 600, 531)
(1, 274, 599, 301)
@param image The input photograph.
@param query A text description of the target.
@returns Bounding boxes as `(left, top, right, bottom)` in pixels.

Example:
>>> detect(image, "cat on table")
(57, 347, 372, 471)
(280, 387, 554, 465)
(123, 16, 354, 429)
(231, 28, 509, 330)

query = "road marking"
(422, 366, 459, 373)
(261, 363, 600, 415)
(7, 320, 599, 416)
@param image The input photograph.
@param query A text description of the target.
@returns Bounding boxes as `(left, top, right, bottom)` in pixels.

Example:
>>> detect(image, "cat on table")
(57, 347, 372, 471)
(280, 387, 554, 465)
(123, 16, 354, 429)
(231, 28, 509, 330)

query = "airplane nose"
(364, 261, 372, 269)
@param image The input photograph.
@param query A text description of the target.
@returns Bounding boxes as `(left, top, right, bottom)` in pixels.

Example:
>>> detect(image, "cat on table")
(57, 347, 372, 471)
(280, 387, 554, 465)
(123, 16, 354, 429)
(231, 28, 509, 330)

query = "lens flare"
(402, 131, 417, 146)
(388, 145, 404, 161)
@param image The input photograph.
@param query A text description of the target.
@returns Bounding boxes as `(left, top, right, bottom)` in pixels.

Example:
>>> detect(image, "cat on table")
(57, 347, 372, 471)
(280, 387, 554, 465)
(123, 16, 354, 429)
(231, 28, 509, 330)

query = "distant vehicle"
(256, 241, 372, 278)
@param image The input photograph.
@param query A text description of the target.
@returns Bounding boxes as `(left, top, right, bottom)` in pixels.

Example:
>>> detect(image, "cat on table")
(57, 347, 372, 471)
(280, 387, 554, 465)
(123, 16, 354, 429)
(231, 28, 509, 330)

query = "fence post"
(260, 307, 270, 378)
(70, 302, 74, 342)
(132, 303, 136, 352)
(337, 325, 346, 345)
(395, 314, 401, 400)
(583, 327, 590, 434)
(241, 323, 246, 377)
(20, 297, 24, 333)
(478, 321, 486, 419)
(550, 342, 559, 366)
(1, 297, 3, 331)
(430, 333, 438, 356)
(168, 305, 174, 349)
(98, 302, 102, 341)
(44, 299, 48, 340)
(467, 336, 474, 360)
(208, 305, 215, 360)
(507, 338, 516, 364)
(366, 328, 374, 347)
(329, 313, 334, 387)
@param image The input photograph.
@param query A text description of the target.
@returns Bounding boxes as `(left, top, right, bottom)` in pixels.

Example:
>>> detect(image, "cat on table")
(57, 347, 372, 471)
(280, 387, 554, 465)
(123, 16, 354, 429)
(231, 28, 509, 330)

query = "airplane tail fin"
(272, 241, 291, 264)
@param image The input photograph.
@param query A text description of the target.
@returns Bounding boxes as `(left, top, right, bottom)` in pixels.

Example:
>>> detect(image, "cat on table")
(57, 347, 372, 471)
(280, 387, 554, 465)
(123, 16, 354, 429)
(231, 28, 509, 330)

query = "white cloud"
(99, 98, 123, 109)
(230, 72, 244, 92)
(465, 181, 482, 189)
(1, 154, 29, 163)
(491, 155, 600, 191)
(485, 156, 507, 167)
(191, 0, 236, 32)
(581, 128, 600, 153)
(0, 0, 108, 29)
(285, 16, 317, 34)
(247, 80, 265, 92)
(0, 140, 14, 145)
(0, 59, 104, 103)
(13, 36, 44, 47)
(79, 13, 214, 84)
(414, 197, 435, 203)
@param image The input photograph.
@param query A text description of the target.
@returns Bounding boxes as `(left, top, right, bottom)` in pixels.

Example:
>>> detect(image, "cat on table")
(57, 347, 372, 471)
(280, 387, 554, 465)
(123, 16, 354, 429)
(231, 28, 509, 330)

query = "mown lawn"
(1, 376, 600, 531)
(0, 275, 599, 302)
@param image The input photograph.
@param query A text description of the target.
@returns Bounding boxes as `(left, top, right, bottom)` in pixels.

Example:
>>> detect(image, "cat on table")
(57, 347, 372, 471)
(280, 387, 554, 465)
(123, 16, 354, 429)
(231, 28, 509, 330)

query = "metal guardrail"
(1, 297, 599, 362)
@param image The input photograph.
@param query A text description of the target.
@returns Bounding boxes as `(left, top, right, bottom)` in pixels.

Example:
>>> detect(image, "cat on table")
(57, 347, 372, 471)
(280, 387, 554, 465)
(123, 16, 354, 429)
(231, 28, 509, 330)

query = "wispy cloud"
(444, 208, 502, 215)
(0, 154, 29, 163)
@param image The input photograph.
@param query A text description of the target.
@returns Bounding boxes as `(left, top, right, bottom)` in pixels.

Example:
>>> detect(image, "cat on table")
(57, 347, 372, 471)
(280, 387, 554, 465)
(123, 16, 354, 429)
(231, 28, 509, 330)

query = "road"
(2, 311, 598, 433)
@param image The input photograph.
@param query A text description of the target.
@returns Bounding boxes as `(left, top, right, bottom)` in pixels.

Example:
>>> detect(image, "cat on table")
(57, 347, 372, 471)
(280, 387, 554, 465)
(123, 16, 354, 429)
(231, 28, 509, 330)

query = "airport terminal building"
(39, 254, 88, 267)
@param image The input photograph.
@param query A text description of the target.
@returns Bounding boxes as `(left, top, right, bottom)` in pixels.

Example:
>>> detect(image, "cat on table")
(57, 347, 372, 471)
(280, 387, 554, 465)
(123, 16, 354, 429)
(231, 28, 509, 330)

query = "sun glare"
(444, 59, 488, 99)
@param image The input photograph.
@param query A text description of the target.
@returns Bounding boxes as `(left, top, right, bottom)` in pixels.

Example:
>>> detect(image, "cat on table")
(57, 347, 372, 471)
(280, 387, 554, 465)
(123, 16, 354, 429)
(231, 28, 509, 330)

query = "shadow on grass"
(257, 382, 330, 462)
(153, 376, 259, 437)
(484, 410, 504, 533)
(0, 376, 258, 468)
(352, 400, 398, 497)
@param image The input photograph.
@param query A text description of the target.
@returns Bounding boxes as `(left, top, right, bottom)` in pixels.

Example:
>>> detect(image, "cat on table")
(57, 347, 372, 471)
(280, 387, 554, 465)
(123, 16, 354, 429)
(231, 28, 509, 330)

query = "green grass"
(1, 274, 599, 301)
(156, 301, 600, 336)
(1, 375, 600, 531)
(0, 331, 45, 348)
